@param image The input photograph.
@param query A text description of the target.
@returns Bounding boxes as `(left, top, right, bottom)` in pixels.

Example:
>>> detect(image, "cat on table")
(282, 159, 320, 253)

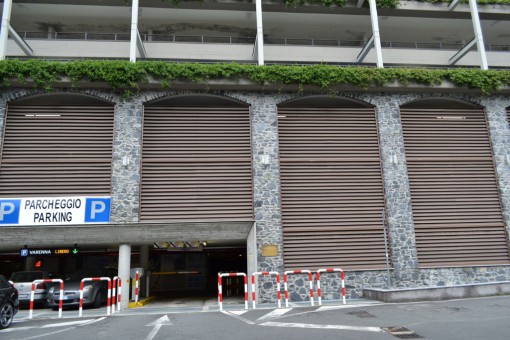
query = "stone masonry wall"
(1, 88, 510, 304)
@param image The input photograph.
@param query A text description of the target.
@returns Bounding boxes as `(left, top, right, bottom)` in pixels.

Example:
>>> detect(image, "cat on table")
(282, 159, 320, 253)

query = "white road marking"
(220, 310, 255, 325)
(256, 308, 293, 322)
(41, 319, 97, 328)
(2, 318, 105, 334)
(145, 315, 172, 340)
(16, 327, 76, 340)
(260, 321, 384, 333)
(228, 310, 249, 316)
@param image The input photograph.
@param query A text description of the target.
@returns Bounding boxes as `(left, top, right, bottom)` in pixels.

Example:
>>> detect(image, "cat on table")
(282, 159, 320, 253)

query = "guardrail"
(14, 32, 510, 52)
(79, 277, 111, 317)
(29, 279, 64, 319)
(316, 268, 346, 306)
(218, 272, 248, 310)
(252, 271, 281, 309)
(221, 268, 346, 309)
(112, 276, 121, 313)
(283, 270, 314, 308)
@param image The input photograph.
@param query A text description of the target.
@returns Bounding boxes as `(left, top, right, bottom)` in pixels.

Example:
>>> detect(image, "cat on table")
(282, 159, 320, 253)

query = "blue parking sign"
(0, 199, 21, 225)
(84, 197, 111, 223)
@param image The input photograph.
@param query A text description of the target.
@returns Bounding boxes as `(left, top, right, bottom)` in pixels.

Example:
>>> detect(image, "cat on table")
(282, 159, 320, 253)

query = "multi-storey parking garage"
(0, 0, 510, 308)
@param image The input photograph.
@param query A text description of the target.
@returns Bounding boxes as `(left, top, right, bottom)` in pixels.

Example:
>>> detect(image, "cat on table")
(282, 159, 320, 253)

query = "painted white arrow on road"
(145, 315, 172, 340)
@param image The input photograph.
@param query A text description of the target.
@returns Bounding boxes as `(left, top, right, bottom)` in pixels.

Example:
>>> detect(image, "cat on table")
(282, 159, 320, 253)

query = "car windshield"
(66, 268, 109, 281)
(10, 272, 45, 282)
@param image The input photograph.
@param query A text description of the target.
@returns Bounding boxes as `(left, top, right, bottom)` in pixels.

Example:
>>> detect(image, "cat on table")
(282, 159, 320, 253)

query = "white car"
(9, 271, 53, 307)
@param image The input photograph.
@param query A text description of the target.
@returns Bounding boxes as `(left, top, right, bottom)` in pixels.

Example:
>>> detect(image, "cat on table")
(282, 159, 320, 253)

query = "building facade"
(0, 0, 510, 306)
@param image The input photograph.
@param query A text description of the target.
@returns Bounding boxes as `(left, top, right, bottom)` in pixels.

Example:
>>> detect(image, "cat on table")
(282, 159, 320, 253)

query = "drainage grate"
(381, 326, 424, 339)
(348, 310, 376, 318)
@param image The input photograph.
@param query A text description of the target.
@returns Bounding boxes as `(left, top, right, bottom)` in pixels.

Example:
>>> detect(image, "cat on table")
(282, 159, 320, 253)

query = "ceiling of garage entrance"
(0, 221, 254, 251)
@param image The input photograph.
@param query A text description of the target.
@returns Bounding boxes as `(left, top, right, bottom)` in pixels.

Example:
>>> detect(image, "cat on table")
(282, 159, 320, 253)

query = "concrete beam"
(448, 0, 461, 11)
(129, 0, 139, 62)
(255, 0, 264, 65)
(8, 25, 33, 56)
(357, 35, 374, 64)
(0, 221, 254, 250)
(136, 29, 146, 58)
(449, 37, 477, 65)
(0, 0, 12, 60)
(368, 0, 383, 68)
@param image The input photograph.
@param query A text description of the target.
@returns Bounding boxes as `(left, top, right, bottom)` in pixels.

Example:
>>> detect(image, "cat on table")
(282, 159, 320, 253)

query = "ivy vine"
(0, 59, 509, 96)
(159, 0, 510, 8)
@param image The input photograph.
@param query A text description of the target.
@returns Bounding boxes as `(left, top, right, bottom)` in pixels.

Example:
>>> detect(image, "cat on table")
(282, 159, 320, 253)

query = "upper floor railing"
(17, 31, 510, 52)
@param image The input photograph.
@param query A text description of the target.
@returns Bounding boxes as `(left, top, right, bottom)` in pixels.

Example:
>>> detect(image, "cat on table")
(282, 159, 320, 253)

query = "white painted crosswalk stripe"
(255, 308, 293, 322)
(260, 321, 383, 333)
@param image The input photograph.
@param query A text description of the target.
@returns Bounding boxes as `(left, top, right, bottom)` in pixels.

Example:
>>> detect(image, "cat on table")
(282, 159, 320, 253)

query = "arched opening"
(147, 94, 248, 107)
(400, 97, 509, 267)
(142, 94, 252, 300)
(0, 93, 115, 280)
(279, 95, 372, 108)
(277, 95, 388, 271)
(0, 93, 115, 197)
(11, 93, 113, 106)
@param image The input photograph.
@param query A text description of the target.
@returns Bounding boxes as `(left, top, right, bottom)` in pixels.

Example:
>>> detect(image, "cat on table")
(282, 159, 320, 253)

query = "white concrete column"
(468, 0, 488, 70)
(368, 0, 384, 68)
(130, 0, 139, 62)
(255, 0, 264, 65)
(47, 26, 55, 40)
(118, 243, 132, 309)
(246, 222, 257, 299)
(0, 0, 12, 60)
(147, 29, 153, 42)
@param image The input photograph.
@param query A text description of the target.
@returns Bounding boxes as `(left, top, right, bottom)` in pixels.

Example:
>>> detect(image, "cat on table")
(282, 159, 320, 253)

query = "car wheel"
(0, 302, 14, 329)
(93, 292, 102, 308)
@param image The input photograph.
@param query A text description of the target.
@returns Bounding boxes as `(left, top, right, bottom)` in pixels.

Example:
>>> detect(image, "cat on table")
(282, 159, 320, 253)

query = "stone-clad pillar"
(230, 92, 287, 301)
(479, 96, 510, 242)
(369, 94, 420, 286)
(110, 95, 143, 223)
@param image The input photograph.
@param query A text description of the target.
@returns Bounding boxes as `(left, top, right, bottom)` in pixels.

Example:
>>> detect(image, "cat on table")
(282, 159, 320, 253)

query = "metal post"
(0, 0, 12, 60)
(118, 243, 132, 309)
(368, 0, 383, 68)
(255, 0, 264, 65)
(382, 210, 392, 288)
(468, 0, 488, 70)
(130, 0, 139, 62)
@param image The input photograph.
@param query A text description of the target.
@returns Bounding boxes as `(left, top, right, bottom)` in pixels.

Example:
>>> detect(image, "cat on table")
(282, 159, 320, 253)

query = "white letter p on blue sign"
(0, 199, 21, 224)
(85, 197, 111, 223)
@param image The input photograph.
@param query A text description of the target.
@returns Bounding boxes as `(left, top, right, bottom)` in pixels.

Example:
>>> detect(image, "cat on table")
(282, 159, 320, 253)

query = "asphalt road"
(3, 296, 510, 340)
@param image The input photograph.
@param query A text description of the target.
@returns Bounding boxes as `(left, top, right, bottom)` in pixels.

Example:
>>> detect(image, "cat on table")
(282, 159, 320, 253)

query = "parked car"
(0, 275, 18, 329)
(47, 268, 117, 310)
(9, 271, 53, 307)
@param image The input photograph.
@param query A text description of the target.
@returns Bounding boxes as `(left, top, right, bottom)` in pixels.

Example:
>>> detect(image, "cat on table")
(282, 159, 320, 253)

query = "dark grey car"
(47, 268, 117, 310)
(0, 275, 19, 329)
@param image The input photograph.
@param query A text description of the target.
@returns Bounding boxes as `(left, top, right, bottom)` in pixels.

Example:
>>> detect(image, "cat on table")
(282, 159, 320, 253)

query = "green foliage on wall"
(160, 0, 510, 8)
(0, 59, 508, 95)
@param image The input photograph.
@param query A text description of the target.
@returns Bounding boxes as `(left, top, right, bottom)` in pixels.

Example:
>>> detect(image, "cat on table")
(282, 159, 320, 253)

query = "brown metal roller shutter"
(0, 105, 114, 195)
(141, 107, 253, 221)
(401, 108, 510, 267)
(278, 108, 389, 271)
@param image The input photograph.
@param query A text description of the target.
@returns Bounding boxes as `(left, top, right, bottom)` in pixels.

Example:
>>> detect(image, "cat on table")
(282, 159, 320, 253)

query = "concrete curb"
(128, 296, 157, 308)
(363, 281, 510, 303)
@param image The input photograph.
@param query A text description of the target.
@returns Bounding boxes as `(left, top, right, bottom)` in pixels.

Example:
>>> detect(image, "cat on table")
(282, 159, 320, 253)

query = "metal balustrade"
(14, 31, 509, 51)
